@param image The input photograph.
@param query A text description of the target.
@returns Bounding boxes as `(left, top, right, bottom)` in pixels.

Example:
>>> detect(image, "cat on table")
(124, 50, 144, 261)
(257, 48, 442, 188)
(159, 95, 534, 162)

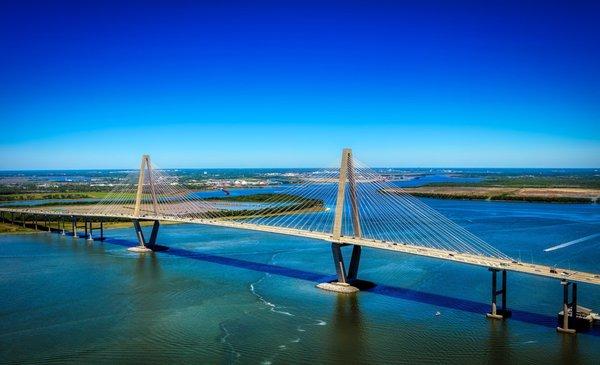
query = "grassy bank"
(425, 175, 600, 189)
(0, 222, 37, 234)
(393, 187, 599, 203)
(0, 219, 183, 235)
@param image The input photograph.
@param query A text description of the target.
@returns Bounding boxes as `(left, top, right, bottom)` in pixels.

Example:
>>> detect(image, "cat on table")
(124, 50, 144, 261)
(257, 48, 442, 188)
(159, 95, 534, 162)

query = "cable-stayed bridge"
(1, 149, 598, 334)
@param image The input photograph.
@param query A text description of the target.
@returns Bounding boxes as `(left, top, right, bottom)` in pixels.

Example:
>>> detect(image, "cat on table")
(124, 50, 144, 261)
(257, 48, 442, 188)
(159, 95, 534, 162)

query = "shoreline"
(393, 187, 600, 204)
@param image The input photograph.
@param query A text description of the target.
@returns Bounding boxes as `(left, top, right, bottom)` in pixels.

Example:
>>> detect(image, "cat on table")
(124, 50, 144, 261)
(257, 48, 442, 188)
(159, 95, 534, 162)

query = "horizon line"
(0, 166, 598, 172)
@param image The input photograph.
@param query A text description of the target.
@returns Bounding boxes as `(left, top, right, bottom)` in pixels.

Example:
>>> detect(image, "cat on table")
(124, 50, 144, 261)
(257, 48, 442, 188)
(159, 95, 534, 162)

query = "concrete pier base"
(317, 281, 359, 294)
(128, 246, 153, 253)
(486, 308, 512, 320)
(317, 279, 374, 294)
(130, 219, 166, 252)
(86, 233, 94, 242)
(556, 326, 577, 335)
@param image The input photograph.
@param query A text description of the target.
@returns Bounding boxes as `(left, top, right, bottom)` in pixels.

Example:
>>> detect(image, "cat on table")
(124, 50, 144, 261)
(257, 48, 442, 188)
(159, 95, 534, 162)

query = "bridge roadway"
(2, 207, 599, 286)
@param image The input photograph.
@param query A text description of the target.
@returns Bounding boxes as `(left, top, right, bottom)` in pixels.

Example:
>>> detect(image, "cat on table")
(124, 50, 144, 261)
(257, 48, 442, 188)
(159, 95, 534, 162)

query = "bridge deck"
(2, 208, 599, 286)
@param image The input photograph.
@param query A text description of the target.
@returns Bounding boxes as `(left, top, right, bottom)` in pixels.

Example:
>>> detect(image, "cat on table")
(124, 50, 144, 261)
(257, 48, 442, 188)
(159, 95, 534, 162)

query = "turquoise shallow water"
(1, 199, 599, 364)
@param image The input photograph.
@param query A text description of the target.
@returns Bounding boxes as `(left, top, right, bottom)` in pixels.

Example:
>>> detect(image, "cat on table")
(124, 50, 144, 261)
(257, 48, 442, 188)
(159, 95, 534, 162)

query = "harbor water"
(1, 198, 599, 364)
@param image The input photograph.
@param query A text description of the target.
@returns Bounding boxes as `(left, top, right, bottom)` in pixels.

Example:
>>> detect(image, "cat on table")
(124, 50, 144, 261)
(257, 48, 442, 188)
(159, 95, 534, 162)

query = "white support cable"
(358, 162, 486, 251)
(352, 165, 443, 250)
(352, 182, 384, 241)
(291, 181, 338, 230)
(90, 170, 138, 217)
(354, 170, 408, 243)
(301, 183, 337, 233)
(355, 162, 478, 253)
(356, 166, 459, 252)
(304, 182, 336, 234)
(356, 179, 410, 244)
(248, 169, 338, 228)
(263, 176, 337, 224)
(354, 159, 510, 259)
(256, 167, 339, 232)
(251, 166, 340, 223)
(151, 167, 220, 220)
(355, 167, 436, 248)
(273, 178, 339, 230)
(243, 177, 320, 225)
(383, 185, 506, 257)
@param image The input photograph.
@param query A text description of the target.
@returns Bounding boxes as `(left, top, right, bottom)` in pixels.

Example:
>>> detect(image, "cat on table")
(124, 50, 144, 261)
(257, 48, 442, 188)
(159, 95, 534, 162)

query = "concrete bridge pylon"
(129, 154, 164, 253)
(318, 148, 368, 293)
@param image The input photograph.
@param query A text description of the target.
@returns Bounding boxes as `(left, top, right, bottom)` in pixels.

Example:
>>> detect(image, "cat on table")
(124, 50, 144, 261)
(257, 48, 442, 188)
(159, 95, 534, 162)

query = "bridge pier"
(86, 219, 94, 241)
(128, 220, 162, 253)
(486, 268, 511, 320)
(317, 243, 362, 293)
(557, 280, 577, 334)
(60, 216, 66, 235)
(72, 216, 78, 238)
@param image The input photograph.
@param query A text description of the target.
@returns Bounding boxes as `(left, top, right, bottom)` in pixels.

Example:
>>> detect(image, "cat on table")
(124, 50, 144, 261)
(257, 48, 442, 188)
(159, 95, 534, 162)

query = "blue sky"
(1, 0, 599, 169)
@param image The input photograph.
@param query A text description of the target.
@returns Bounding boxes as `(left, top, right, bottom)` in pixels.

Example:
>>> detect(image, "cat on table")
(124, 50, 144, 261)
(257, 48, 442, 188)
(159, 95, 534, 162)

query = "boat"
(558, 305, 599, 329)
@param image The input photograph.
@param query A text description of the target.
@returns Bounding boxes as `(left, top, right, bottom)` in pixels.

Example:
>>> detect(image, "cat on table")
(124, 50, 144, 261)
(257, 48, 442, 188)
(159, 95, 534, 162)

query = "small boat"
(435, 311, 441, 316)
(558, 305, 599, 328)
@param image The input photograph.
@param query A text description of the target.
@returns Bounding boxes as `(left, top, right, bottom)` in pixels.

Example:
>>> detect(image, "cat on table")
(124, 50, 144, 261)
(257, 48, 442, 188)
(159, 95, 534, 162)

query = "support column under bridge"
(486, 268, 511, 320)
(128, 219, 162, 253)
(557, 280, 578, 334)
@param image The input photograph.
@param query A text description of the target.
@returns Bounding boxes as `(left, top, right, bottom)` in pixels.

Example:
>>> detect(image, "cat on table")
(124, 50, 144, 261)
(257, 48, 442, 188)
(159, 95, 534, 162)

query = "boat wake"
(544, 233, 600, 252)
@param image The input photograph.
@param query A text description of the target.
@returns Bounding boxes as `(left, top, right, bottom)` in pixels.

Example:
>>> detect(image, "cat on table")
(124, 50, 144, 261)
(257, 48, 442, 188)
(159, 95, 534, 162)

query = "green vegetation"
(406, 191, 593, 203)
(0, 193, 96, 201)
(0, 222, 36, 234)
(207, 193, 324, 218)
(425, 175, 600, 189)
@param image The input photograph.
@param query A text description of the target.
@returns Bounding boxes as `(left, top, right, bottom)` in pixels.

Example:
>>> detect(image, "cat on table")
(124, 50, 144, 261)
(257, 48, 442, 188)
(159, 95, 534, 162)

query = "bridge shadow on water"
(103, 237, 600, 337)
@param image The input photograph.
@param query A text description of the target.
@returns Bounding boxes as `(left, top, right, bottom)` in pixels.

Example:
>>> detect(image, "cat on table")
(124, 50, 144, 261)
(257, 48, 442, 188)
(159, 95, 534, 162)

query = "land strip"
(391, 187, 600, 203)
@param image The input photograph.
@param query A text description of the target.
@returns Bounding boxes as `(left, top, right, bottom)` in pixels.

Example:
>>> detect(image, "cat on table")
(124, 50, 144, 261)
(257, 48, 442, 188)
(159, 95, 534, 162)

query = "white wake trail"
(543, 233, 600, 252)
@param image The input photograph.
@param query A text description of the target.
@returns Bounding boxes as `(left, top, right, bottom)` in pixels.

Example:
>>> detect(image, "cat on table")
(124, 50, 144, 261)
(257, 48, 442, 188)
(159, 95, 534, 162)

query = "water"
(390, 174, 483, 187)
(1, 199, 599, 364)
